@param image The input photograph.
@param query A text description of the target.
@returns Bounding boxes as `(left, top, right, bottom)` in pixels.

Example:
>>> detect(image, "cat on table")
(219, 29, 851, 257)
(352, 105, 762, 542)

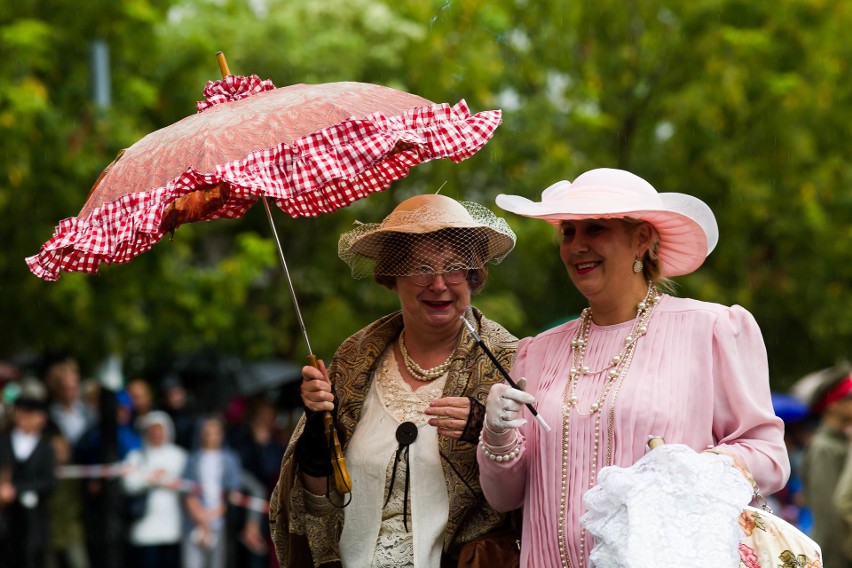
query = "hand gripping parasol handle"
(308, 354, 352, 496)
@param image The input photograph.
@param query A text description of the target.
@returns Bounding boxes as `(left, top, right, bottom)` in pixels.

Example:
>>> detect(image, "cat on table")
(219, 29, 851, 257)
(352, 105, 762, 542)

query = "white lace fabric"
(375, 348, 448, 425)
(341, 348, 449, 568)
(581, 444, 753, 568)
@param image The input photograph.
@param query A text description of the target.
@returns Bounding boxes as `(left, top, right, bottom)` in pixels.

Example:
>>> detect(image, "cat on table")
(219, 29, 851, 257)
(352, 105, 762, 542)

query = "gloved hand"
(483, 378, 536, 446)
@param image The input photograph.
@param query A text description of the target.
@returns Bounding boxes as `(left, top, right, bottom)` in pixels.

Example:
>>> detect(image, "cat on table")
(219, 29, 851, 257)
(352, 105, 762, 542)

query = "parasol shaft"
(261, 197, 352, 496)
(260, 196, 314, 356)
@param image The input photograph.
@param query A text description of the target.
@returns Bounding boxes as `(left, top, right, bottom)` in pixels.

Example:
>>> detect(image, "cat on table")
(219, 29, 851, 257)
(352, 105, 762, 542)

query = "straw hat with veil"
(338, 193, 516, 287)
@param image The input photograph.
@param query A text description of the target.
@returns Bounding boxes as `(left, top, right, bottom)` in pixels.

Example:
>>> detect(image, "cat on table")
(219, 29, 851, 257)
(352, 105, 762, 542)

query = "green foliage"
(1, 0, 849, 389)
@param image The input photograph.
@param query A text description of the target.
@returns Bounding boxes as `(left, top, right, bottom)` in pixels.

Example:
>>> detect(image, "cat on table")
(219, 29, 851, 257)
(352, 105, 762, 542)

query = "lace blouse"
(340, 347, 449, 567)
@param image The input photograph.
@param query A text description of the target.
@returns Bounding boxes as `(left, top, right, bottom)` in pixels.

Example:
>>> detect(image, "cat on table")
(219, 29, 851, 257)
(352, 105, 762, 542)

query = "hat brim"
(349, 224, 516, 265)
(496, 190, 718, 277)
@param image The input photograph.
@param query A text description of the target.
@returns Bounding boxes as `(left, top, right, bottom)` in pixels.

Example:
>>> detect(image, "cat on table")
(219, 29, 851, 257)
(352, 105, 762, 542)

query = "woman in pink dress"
(477, 168, 790, 568)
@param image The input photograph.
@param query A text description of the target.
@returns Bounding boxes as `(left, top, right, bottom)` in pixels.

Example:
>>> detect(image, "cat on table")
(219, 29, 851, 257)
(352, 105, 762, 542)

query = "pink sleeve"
(711, 305, 790, 494)
(477, 337, 531, 512)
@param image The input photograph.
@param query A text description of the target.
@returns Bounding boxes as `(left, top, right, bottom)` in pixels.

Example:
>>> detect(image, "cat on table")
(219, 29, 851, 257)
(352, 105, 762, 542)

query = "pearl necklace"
(566, 282, 660, 415)
(398, 329, 453, 382)
(557, 282, 661, 568)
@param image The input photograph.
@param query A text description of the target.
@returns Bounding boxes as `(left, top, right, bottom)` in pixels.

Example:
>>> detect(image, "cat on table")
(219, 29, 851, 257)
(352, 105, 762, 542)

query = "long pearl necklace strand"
(398, 329, 453, 382)
(566, 282, 661, 415)
(557, 282, 661, 568)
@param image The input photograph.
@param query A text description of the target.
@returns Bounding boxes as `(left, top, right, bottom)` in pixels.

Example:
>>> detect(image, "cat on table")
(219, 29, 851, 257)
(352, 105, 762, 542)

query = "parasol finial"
(216, 51, 231, 79)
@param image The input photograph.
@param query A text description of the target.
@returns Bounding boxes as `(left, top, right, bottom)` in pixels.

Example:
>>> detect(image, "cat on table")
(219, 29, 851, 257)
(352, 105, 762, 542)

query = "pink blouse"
(478, 295, 789, 568)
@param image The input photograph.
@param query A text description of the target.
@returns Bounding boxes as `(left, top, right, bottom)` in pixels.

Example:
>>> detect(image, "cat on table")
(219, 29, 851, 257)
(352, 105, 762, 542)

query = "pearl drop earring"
(633, 258, 644, 273)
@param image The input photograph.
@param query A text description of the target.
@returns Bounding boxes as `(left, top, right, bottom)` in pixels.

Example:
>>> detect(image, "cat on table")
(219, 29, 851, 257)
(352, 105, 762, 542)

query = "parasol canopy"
(27, 72, 501, 281)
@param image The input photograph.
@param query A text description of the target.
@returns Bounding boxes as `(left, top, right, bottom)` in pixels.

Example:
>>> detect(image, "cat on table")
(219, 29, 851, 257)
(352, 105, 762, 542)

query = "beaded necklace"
(557, 283, 661, 568)
(398, 329, 453, 382)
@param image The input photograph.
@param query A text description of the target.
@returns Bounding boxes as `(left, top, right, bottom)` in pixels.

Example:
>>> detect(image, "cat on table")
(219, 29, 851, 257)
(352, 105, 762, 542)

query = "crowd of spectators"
(0, 354, 292, 568)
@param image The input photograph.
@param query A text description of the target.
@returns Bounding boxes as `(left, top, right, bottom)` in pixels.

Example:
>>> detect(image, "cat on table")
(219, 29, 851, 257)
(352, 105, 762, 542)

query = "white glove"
(483, 378, 536, 446)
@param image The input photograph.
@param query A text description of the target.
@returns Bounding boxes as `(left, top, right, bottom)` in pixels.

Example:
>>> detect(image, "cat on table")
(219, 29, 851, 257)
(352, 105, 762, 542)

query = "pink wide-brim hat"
(496, 168, 718, 277)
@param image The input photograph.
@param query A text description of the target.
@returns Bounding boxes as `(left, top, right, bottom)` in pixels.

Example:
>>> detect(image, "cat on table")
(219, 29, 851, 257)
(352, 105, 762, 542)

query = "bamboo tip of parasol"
(216, 51, 231, 79)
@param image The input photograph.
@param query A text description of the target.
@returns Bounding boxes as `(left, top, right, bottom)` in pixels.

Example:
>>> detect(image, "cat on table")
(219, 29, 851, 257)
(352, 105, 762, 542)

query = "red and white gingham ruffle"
(27, 101, 502, 281)
(196, 74, 276, 113)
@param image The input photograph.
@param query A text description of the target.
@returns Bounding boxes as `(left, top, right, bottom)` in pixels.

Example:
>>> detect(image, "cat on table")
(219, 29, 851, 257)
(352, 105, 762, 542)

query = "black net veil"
(338, 196, 516, 279)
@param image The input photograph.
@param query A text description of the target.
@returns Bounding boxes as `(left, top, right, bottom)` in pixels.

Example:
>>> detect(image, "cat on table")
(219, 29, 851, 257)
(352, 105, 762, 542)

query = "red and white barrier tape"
(55, 463, 270, 513)
(56, 463, 129, 479)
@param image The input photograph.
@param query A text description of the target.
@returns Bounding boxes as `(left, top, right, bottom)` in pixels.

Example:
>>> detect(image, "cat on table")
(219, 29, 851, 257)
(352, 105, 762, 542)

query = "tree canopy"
(1, 0, 849, 390)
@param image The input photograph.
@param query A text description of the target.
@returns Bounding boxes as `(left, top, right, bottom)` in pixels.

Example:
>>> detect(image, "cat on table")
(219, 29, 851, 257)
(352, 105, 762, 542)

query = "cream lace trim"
(375, 347, 447, 425)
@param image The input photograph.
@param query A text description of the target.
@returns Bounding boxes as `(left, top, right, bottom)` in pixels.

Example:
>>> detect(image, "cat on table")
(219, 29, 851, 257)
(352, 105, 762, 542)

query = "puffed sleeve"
(710, 305, 790, 495)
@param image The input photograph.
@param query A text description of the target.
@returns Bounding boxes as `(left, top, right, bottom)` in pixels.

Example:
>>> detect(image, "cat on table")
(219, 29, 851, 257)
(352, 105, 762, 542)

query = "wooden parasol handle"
(307, 354, 352, 495)
(216, 51, 231, 79)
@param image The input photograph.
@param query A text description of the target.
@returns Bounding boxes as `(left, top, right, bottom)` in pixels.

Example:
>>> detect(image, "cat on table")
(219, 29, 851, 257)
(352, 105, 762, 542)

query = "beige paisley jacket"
(269, 307, 518, 567)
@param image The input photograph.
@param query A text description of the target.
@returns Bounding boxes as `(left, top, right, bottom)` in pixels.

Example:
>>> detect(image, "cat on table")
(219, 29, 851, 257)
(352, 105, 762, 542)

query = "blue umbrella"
(771, 392, 809, 422)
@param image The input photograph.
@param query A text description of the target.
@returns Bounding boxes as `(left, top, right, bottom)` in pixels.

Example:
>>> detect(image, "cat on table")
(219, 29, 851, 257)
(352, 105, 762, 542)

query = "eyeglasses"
(409, 264, 469, 286)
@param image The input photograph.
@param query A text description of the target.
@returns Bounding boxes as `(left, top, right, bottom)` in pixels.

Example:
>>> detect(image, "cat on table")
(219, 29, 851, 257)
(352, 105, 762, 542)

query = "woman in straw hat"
(270, 193, 521, 567)
(477, 168, 790, 567)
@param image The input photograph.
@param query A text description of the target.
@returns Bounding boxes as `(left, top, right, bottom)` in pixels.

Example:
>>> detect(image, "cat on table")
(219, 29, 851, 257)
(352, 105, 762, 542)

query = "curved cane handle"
(307, 355, 352, 495)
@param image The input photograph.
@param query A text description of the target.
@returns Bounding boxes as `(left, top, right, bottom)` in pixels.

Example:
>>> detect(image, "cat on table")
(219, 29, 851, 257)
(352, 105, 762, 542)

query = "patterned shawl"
(270, 306, 517, 567)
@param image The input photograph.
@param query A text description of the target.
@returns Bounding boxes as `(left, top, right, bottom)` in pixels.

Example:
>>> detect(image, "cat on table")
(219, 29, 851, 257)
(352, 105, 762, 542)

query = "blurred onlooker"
(0, 361, 22, 431)
(183, 415, 242, 568)
(46, 358, 96, 450)
(0, 378, 56, 568)
(776, 416, 816, 533)
(127, 378, 155, 427)
(227, 396, 286, 568)
(229, 397, 286, 489)
(81, 378, 101, 415)
(161, 375, 196, 450)
(123, 411, 187, 568)
(762, 392, 816, 533)
(76, 389, 143, 464)
(46, 431, 90, 568)
(75, 388, 143, 568)
(801, 363, 852, 567)
(833, 432, 852, 563)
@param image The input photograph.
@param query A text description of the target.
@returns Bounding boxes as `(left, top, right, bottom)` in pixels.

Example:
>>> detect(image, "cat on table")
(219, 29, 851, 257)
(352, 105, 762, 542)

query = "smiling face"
(393, 237, 472, 337)
(559, 218, 650, 307)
